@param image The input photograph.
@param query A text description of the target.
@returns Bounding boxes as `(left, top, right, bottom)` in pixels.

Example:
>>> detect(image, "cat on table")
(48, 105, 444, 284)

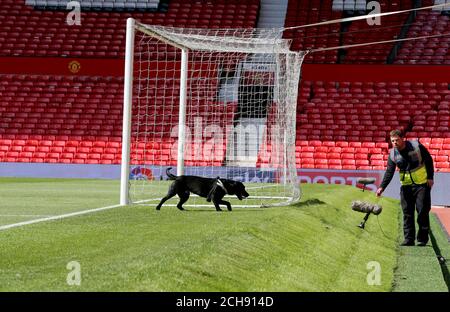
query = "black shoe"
(400, 240, 415, 246)
(417, 241, 427, 246)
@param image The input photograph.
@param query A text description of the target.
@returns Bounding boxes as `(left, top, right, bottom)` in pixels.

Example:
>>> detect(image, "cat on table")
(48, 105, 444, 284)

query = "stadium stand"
(395, 10, 450, 64)
(0, 74, 123, 164)
(283, 1, 418, 64)
(0, 0, 259, 165)
(25, 0, 163, 11)
(0, 0, 259, 58)
(291, 79, 450, 171)
(283, 0, 341, 63)
(0, 72, 233, 166)
(341, 1, 413, 64)
(0, 0, 449, 173)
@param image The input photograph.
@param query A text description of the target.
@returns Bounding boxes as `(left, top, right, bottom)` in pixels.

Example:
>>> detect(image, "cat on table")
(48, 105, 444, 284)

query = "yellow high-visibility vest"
(399, 165, 428, 185)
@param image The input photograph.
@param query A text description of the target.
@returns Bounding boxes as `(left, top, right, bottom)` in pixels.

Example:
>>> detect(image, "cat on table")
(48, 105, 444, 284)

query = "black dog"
(156, 167, 249, 211)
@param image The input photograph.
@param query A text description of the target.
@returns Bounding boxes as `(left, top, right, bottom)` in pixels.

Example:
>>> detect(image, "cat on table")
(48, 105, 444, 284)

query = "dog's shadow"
(166, 199, 328, 212)
(292, 198, 327, 208)
(175, 208, 265, 213)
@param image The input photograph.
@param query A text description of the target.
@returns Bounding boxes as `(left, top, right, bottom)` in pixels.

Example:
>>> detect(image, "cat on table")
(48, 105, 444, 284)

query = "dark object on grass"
(356, 177, 376, 192)
(352, 200, 383, 229)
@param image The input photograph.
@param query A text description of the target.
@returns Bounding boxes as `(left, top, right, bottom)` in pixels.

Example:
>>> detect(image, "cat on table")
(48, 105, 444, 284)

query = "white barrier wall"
(0, 162, 120, 179)
(299, 169, 448, 206)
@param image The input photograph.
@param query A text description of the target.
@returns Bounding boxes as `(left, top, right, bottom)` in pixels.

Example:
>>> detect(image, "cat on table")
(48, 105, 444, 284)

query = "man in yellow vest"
(376, 129, 434, 246)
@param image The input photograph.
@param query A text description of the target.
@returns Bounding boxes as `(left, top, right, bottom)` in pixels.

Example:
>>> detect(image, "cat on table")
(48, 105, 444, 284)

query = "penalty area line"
(0, 214, 55, 218)
(0, 203, 123, 232)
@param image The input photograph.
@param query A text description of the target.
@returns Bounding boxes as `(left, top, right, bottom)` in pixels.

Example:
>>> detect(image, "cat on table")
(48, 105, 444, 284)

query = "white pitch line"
(0, 214, 54, 218)
(0, 203, 123, 231)
(139, 203, 263, 208)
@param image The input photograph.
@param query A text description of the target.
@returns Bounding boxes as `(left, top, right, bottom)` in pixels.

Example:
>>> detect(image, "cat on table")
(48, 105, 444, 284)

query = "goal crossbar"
(136, 23, 295, 54)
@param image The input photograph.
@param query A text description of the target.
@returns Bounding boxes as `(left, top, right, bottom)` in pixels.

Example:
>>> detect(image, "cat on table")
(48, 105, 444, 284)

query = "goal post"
(120, 18, 306, 208)
(120, 17, 135, 206)
(177, 48, 188, 177)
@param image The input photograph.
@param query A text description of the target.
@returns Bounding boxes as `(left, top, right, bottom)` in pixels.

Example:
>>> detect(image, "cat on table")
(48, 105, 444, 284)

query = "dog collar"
(216, 179, 228, 194)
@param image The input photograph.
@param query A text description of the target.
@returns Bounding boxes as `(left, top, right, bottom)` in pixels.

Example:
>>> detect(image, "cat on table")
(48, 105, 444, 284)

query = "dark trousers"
(400, 184, 431, 243)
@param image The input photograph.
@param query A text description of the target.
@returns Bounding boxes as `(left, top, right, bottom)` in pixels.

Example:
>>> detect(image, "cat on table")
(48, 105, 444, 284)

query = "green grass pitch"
(0, 177, 448, 291)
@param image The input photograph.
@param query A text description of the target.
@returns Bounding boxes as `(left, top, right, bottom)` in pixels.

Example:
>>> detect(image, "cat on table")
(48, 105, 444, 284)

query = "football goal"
(120, 18, 306, 208)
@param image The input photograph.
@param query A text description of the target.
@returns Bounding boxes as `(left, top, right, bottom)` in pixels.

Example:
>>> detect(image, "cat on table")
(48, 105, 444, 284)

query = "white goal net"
(120, 18, 306, 208)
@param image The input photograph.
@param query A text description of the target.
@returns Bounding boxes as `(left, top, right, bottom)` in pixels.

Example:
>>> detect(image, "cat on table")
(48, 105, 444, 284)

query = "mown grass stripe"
(0, 204, 122, 231)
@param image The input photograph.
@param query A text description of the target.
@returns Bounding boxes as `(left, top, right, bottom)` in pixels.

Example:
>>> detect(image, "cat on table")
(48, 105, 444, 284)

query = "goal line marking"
(0, 203, 123, 232)
(0, 214, 54, 218)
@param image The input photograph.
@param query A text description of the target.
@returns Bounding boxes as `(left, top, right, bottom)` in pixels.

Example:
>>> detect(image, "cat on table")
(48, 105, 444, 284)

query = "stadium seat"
(395, 10, 450, 64)
(1, 0, 260, 58)
(294, 78, 449, 170)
